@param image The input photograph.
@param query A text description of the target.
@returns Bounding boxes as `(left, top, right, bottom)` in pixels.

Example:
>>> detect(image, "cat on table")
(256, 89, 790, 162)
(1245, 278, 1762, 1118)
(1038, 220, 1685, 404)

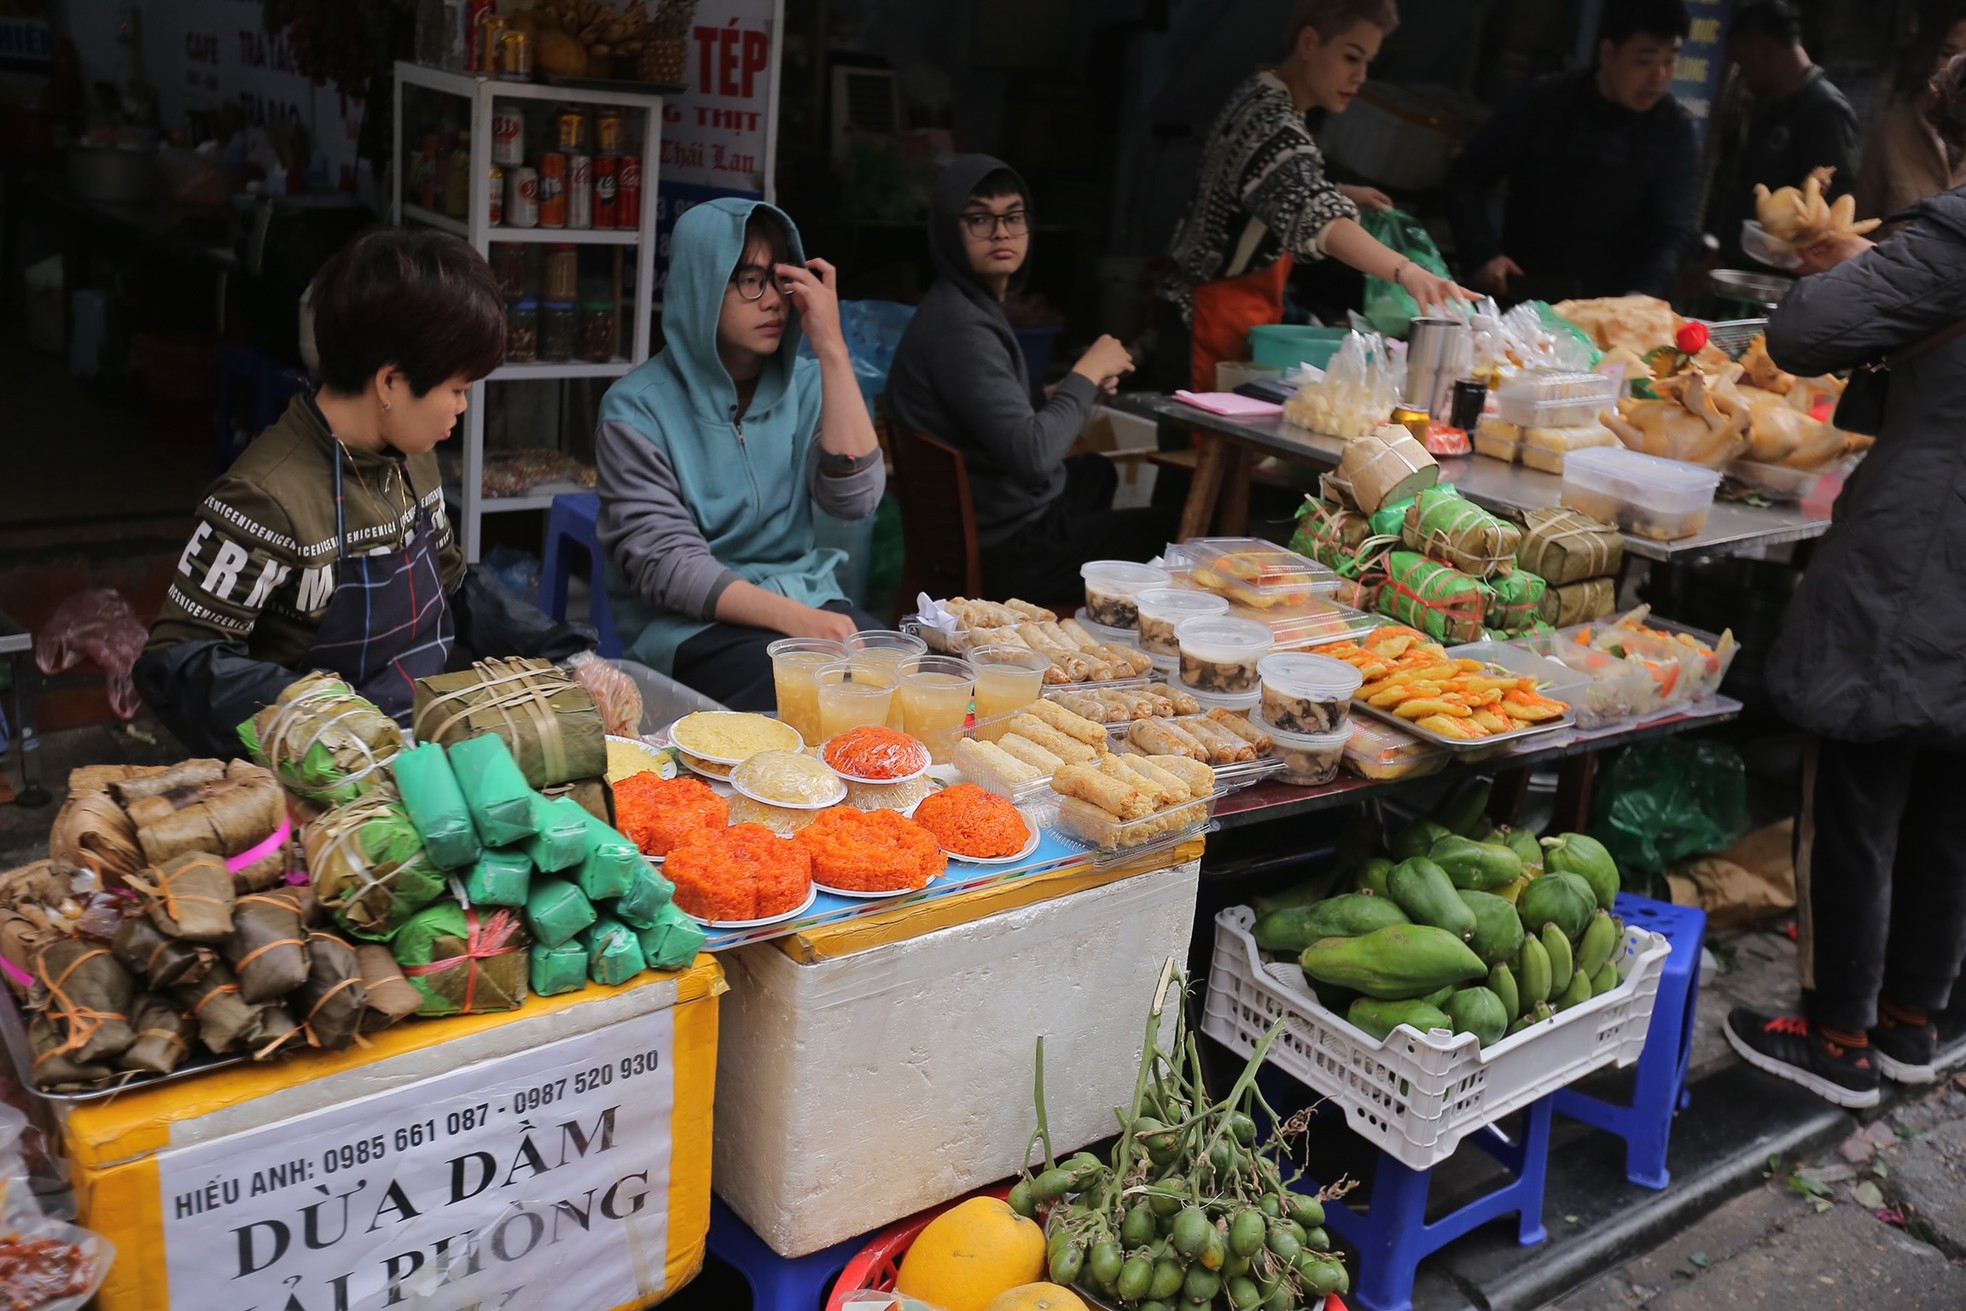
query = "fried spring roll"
(1146, 754, 1216, 797)
(1024, 698, 1110, 747)
(997, 734, 1064, 775)
(1207, 708, 1274, 753)
(1052, 763, 1153, 820)
(1129, 718, 1209, 761)
(1007, 716, 1100, 764)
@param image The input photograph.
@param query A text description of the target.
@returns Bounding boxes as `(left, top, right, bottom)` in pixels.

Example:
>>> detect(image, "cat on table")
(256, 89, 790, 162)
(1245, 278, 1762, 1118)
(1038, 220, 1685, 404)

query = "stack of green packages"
(530, 940, 590, 997)
(1486, 569, 1549, 637)
(392, 743, 482, 870)
(392, 903, 527, 1016)
(1402, 485, 1521, 578)
(525, 878, 597, 949)
(1376, 551, 1493, 646)
(449, 734, 537, 845)
(463, 849, 531, 907)
(569, 808, 638, 901)
(636, 902, 707, 971)
(524, 795, 590, 872)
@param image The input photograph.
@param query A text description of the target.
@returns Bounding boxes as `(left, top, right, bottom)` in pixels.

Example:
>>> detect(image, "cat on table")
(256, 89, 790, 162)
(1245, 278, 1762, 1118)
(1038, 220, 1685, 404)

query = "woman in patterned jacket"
(1160, 0, 1472, 389)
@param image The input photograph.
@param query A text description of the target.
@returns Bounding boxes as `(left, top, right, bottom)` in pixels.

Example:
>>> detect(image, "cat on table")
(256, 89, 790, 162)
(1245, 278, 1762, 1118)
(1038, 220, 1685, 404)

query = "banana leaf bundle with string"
(111, 914, 215, 989)
(394, 903, 527, 1017)
(413, 658, 606, 791)
(355, 944, 422, 1031)
(126, 853, 235, 943)
(29, 1017, 112, 1090)
(172, 963, 300, 1058)
(120, 995, 196, 1076)
(129, 761, 289, 892)
(225, 889, 311, 1004)
(304, 789, 446, 940)
(32, 938, 136, 1070)
(292, 931, 367, 1051)
(242, 673, 403, 806)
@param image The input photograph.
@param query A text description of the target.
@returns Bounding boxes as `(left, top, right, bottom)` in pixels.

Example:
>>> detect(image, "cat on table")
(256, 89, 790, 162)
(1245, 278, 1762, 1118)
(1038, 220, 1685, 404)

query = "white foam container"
(713, 863, 1202, 1256)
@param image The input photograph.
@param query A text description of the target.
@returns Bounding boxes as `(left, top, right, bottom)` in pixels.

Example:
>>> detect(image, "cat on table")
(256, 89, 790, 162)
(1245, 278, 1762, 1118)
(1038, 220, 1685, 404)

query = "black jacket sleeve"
(1628, 109, 1701, 299)
(133, 642, 302, 760)
(447, 566, 594, 670)
(1444, 84, 1538, 273)
(1765, 214, 1966, 376)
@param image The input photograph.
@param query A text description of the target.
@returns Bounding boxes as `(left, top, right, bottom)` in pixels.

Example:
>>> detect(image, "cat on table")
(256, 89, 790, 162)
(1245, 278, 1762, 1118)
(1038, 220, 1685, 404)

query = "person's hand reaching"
(1470, 255, 1526, 297)
(1339, 183, 1395, 212)
(1401, 264, 1479, 311)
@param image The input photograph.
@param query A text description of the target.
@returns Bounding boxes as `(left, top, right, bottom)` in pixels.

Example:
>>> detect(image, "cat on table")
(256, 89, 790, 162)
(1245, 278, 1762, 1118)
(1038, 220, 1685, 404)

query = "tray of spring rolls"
(906, 597, 1157, 687)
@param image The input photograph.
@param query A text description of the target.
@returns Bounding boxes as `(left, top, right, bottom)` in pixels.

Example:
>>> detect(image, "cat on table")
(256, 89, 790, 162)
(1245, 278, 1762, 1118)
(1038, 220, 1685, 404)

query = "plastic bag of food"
(583, 916, 646, 986)
(446, 734, 537, 847)
(524, 878, 597, 950)
(523, 794, 590, 873)
(613, 860, 676, 930)
(462, 848, 532, 908)
(529, 940, 589, 997)
(1375, 551, 1493, 646)
(636, 901, 709, 971)
(33, 589, 147, 721)
(566, 652, 645, 739)
(391, 743, 482, 871)
(1283, 330, 1400, 438)
(568, 808, 638, 901)
(1360, 209, 1452, 340)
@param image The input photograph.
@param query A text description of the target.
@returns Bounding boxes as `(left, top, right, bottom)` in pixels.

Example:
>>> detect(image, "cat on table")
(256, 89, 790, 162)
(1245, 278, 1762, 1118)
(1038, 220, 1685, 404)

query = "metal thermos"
(1404, 317, 1472, 420)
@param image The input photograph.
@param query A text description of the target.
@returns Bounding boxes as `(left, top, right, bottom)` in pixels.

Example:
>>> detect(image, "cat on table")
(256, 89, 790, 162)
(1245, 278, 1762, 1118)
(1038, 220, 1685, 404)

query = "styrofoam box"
(713, 862, 1202, 1256)
(1203, 906, 1668, 1171)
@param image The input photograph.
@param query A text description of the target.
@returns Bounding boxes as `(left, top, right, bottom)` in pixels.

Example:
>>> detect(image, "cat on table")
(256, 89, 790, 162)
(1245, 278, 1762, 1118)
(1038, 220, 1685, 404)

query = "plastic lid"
(1563, 446, 1722, 490)
(1080, 560, 1172, 592)
(1134, 588, 1229, 621)
(1183, 538, 1333, 598)
(1174, 615, 1276, 656)
(1250, 710, 1350, 749)
(1258, 652, 1364, 700)
(1343, 716, 1443, 763)
(1496, 369, 1618, 402)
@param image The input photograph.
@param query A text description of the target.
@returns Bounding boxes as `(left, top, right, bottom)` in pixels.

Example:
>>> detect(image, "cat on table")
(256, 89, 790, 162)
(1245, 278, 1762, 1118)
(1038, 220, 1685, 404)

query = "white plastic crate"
(1202, 905, 1669, 1171)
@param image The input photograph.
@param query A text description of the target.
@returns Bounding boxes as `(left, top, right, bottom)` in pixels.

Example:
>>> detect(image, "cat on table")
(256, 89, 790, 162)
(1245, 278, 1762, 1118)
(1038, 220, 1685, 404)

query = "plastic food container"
(1235, 599, 1387, 651)
(1724, 458, 1829, 503)
(1474, 417, 1521, 464)
(1163, 676, 1260, 715)
(1496, 370, 1620, 429)
(1518, 629, 1668, 725)
(1134, 588, 1229, 657)
(1184, 538, 1338, 609)
(1343, 717, 1448, 781)
(1250, 713, 1349, 787)
(1561, 448, 1721, 543)
(1073, 609, 1140, 648)
(1053, 795, 1213, 851)
(1081, 560, 1171, 629)
(1174, 616, 1275, 695)
(1258, 652, 1362, 734)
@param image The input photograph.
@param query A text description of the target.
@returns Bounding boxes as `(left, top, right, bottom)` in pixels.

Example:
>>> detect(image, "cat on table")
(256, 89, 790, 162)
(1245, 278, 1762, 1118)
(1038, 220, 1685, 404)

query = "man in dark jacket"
(886, 155, 1173, 602)
(1445, 0, 1699, 302)
(1711, 0, 1862, 266)
(1722, 185, 1966, 1107)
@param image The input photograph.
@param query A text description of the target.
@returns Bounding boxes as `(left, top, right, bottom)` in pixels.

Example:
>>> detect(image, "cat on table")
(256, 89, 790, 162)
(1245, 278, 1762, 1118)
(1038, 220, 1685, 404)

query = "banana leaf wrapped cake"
(394, 903, 527, 1017)
(413, 658, 606, 791)
(305, 790, 446, 940)
(242, 674, 403, 806)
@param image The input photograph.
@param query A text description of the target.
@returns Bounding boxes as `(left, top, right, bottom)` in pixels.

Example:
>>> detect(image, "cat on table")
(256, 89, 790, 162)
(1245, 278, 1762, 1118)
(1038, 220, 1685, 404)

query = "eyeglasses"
(729, 268, 783, 301)
(959, 210, 1030, 238)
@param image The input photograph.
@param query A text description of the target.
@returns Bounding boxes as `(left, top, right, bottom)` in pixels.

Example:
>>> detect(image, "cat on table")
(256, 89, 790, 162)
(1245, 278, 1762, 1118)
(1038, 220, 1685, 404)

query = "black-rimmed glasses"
(959, 210, 1029, 238)
(730, 268, 779, 301)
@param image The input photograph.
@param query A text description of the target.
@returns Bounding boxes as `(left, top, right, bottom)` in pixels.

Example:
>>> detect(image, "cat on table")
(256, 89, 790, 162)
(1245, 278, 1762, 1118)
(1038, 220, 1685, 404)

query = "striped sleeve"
(147, 476, 319, 651)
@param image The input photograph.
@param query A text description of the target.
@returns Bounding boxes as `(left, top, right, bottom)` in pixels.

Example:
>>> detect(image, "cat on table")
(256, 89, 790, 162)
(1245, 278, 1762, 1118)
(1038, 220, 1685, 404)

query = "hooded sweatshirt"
(885, 155, 1100, 547)
(596, 198, 884, 674)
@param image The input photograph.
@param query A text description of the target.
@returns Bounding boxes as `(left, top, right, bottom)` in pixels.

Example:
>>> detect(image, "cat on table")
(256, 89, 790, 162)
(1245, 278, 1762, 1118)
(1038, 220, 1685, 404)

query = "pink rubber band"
(227, 816, 294, 876)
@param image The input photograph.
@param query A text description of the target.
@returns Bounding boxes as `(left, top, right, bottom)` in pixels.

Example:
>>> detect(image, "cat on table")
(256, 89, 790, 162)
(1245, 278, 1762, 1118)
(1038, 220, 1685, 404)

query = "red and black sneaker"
(1724, 1008, 1880, 1108)
(1872, 1001, 1939, 1085)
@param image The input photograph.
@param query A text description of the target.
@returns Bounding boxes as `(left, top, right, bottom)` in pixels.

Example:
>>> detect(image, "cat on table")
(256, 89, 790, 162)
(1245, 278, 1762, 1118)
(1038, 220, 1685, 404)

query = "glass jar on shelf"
(543, 244, 579, 302)
(580, 298, 618, 362)
(541, 301, 577, 362)
(490, 245, 530, 303)
(505, 299, 539, 364)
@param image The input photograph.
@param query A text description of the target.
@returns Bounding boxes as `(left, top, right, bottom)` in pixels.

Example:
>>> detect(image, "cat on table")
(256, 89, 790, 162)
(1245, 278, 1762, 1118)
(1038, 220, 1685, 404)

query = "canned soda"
(567, 153, 593, 229)
(506, 166, 539, 228)
(618, 154, 642, 229)
(497, 28, 532, 80)
(491, 109, 524, 166)
(557, 111, 587, 153)
(592, 155, 620, 229)
(596, 111, 623, 154)
(537, 152, 567, 228)
(488, 164, 504, 226)
(473, 7, 503, 72)
(467, 0, 496, 69)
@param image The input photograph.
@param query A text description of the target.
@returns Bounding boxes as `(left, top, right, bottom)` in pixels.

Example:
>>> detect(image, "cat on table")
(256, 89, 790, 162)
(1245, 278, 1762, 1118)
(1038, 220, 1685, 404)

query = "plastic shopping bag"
(1360, 208, 1452, 339)
(1591, 738, 1750, 880)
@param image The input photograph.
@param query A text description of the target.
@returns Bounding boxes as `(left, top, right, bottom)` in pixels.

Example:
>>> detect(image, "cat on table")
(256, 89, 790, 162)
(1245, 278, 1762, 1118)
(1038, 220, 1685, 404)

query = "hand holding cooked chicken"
(1753, 167, 1881, 252)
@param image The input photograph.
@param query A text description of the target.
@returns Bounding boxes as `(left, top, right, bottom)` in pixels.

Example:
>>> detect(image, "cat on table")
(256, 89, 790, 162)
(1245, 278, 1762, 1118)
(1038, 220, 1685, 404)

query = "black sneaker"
(1724, 1008, 1881, 1109)
(1935, 1009, 1966, 1075)
(1871, 1015, 1939, 1085)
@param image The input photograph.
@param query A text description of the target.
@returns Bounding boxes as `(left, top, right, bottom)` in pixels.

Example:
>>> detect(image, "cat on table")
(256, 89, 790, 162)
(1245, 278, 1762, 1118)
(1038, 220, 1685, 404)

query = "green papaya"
(1299, 924, 1487, 999)
(1433, 780, 1492, 838)
(1429, 835, 1524, 891)
(1542, 833, 1620, 910)
(1387, 858, 1477, 940)
(1518, 874, 1594, 943)
(1444, 986, 1509, 1047)
(1488, 962, 1521, 1021)
(1253, 894, 1410, 953)
(1389, 818, 1452, 862)
(1346, 995, 1452, 1042)
(1457, 889, 1527, 966)
(1501, 826, 1545, 876)
(1469, 818, 1502, 844)
(1353, 856, 1396, 897)
(1418, 984, 1458, 1008)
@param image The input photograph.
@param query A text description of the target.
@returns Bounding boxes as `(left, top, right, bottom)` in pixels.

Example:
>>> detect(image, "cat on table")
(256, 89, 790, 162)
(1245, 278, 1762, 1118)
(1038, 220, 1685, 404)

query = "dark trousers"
(980, 456, 1178, 607)
(671, 599, 882, 712)
(1797, 738, 1966, 1030)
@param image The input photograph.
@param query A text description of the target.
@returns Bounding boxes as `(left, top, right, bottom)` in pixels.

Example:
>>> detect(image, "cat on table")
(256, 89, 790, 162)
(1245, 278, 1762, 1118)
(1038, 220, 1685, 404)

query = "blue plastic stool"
(706, 1196, 862, 1310)
(215, 343, 310, 471)
(540, 492, 623, 657)
(1552, 892, 1707, 1190)
(1257, 1070, 1552, 1311)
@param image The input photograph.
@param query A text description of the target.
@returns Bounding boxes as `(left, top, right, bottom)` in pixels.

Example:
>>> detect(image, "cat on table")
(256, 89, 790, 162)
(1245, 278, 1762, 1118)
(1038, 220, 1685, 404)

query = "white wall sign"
(157, 1011, 678, 1311)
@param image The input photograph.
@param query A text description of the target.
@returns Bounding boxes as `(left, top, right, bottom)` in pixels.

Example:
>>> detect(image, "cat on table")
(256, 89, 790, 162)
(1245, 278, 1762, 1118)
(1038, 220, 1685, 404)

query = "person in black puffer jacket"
(1723, 56, 1966, 1107)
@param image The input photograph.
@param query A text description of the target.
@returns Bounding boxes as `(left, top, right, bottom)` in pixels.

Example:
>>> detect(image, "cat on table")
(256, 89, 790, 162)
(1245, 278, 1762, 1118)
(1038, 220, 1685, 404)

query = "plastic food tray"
(1183, 537, 1340, 608)
(1343, 716, 1448, 781)
(1495, 370, 1619, 430)
(1561, 448, 1720, 543)
(1351, 694, 1574, 752)
(1203, 905, 1669, 1171)
(1505, 631, 1660, 729)
(1723, 457, 1829, 503)
(1555, 617, 1738, 712)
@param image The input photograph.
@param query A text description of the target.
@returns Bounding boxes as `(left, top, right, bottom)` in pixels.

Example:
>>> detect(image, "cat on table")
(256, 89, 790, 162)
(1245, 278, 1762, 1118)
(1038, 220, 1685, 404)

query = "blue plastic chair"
(540, 492, 623, 657)
(705, 1196, 862, 1311)
(1553, 893, 1707, 1189)
(215, 343, 310, 472)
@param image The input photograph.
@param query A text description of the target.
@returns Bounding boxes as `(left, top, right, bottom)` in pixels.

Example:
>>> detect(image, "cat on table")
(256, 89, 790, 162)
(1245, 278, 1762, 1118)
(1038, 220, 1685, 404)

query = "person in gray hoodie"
(886, 155, 1175, 602)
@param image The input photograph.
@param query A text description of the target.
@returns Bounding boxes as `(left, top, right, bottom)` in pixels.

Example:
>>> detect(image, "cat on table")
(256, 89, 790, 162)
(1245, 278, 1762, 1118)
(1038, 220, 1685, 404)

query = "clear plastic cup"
(897, 654, 975, 765)
(815, 661, 895, 742)
(848, 630, 928, 729)
(768, 638, 848, 745)
(969, 645, 1052, 737)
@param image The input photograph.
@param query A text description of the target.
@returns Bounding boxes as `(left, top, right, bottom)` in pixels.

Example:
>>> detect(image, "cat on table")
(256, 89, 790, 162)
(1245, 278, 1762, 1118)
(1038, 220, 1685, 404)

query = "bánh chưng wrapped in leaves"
(1516, 507, 1624, 586)
(225, 889, 311, 1004)
(127, 852, 236, 943)
(394, 903, 527, 1017)
(391, 743, 482, 871)
(412, 658, 606, 791)
(241, 673, 403, 805)
(112, 914, 215, 989)
(120, 994, 195, 1075)
(30, 1016, 113, 1090)
(292, 932, 367, 1051)
(1486, 569, 1548, 635)
(172, 963, 274, 1055)
(447, 734, 537, 846)
(1375, 552, 1494, 646)
(355, 944, 422, 1031)
(1401, 486, 1521, 578)
(304, 790, 446, 940)
(1540, 577, 1619, 628)
(34, 937, 137, 1065)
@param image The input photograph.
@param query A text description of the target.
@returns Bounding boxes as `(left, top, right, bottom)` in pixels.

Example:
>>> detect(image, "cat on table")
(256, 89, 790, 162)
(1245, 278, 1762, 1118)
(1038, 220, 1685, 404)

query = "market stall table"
(1112, 391, 1833, 561)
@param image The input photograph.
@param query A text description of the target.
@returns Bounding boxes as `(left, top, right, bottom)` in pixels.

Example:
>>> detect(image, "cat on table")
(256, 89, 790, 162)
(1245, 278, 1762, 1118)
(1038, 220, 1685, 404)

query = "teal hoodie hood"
(597, 198, 859, 676)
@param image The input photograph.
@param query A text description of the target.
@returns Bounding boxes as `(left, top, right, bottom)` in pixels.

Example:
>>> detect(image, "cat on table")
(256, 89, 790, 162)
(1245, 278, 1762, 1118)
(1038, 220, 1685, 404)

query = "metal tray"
(1350, 698, 1575, 752)
(0, 982, 245, 1105)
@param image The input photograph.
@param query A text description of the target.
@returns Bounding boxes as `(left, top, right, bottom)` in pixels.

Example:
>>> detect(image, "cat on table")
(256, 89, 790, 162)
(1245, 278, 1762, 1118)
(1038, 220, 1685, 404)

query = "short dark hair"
(1729, 1, 1802, 45)
(1288, 0, 1399, 49)
(735, 206, 795, 273)
(312, 229, 504, 396)
(966, 168, 1028, 206)
(1598, 0, 1691, 47)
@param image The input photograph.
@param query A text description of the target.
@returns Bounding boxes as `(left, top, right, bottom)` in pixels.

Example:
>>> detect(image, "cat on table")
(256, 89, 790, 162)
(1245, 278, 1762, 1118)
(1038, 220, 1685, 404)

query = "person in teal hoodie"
(597, 199, 885, 709)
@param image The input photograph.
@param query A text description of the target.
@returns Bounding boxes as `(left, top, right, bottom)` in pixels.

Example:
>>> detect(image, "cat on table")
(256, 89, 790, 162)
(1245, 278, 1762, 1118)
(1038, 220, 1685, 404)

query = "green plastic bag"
(584, 916, 647, 986)
(569, 808, 638, 901)
(530, 940, 589, 997)
(524, 794, 589, 873)
(524, 878, 598, 949)
(447, 734, 537, 846)
(462, 848, 532, 908)
(392, 743, 482, 870)
(636, 902, 708, 971)
(613, 860, 677, 930)
(1591, 739, 1749, 879)
(1361, 209, 1452, 339)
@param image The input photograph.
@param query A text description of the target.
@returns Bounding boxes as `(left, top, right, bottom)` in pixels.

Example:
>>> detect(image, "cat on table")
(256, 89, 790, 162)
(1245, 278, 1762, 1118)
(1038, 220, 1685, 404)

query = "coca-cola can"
(491, 109, 524, 166)
(537, 152, 567, 228)
(488, 165, 504, 226)
(506, 166, 539, 228)
(618, 154, 642, 229)
(592, 155, 620, 229)
(567, 154, 593, 229)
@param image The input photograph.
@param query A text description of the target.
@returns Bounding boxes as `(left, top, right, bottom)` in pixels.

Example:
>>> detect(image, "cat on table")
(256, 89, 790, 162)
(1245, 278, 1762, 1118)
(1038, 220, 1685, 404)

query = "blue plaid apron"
(304, 443, 454, 726)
